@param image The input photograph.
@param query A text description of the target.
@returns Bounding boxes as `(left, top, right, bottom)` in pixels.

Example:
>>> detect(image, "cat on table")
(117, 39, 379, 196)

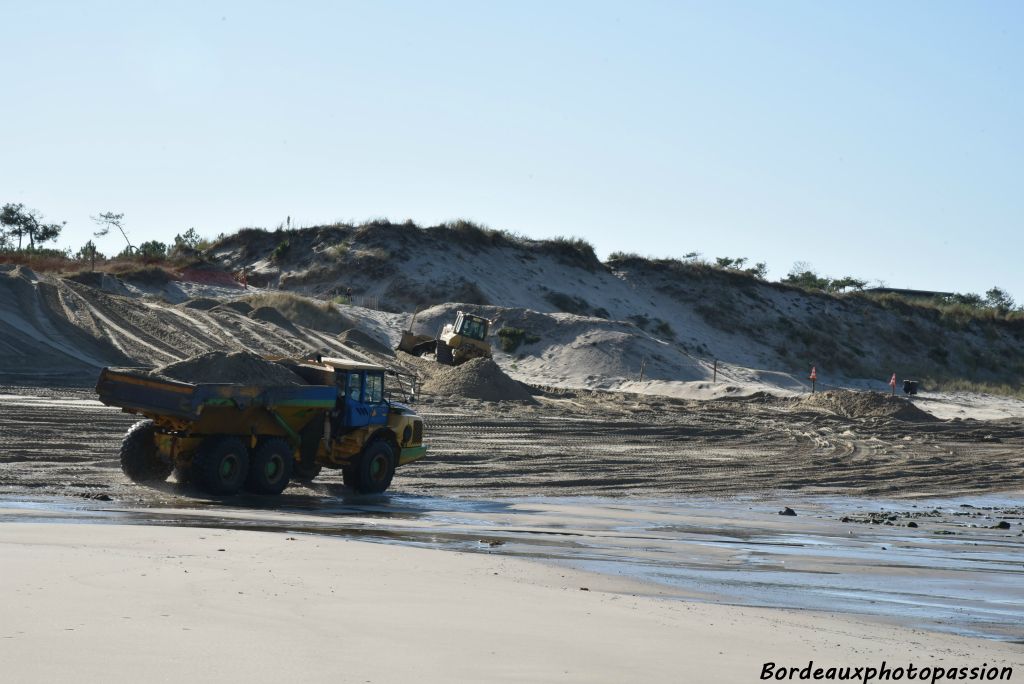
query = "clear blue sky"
(3, 1, 1021, 299)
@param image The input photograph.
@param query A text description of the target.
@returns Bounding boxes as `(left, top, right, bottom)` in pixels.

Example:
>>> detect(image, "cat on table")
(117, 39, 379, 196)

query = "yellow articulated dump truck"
(398, 310, 492, 365)
(95, 357, 426, 496)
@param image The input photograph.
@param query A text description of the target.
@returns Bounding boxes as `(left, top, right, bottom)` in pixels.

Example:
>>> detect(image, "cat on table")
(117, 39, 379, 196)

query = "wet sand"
(3, 386, 1024, 499)
(2, 491, 1022, 643)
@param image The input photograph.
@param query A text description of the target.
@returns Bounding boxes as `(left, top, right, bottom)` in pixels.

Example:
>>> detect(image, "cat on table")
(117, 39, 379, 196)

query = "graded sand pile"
(242, 292, 356, 333)
(177, 297, 220, 310)
(151, 350, 305, 385)
(212, 300, 254, 315)
(419, 357, 534, 402)
(338, 328, 393, 356)
(248, 306, 297, 330)
(798, 390, 938, 422)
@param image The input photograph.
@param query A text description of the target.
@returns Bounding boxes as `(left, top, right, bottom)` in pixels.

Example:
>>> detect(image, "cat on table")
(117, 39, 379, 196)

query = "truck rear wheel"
(245, 438, 293, 495)
(192, 436, 249, 496)
(347, 441, 396, 494)
(120, 420, 173, 483)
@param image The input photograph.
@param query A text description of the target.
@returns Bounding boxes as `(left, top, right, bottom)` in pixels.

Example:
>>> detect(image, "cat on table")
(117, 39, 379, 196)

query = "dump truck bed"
(95, 368, 337, 422)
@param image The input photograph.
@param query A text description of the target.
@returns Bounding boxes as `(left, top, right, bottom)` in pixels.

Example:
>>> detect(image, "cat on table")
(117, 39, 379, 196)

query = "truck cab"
(335, 362, 389, 430)
(315, 357, 426, 469)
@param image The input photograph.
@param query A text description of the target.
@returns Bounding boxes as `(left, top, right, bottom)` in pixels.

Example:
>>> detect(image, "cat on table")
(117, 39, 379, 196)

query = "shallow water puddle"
(1, 491, 1021, 642)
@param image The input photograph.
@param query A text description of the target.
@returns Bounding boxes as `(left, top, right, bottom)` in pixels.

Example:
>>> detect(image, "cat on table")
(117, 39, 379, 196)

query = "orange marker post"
(810, 366, 817, 394)
(889, 372, 897, 397)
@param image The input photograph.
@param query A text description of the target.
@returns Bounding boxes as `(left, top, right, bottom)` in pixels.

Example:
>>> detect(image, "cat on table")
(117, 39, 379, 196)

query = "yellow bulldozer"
(397, 310, 492, 365)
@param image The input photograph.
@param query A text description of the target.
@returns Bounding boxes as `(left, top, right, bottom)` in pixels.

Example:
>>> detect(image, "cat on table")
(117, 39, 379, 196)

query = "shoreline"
(2, 491, 1022, 644)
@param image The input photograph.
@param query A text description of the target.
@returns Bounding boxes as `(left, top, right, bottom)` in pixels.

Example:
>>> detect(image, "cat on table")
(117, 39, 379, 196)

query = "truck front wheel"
(192, 436, 250, 496)
(245, 438, 293, 495)
(120, 420, 173, 483)
(346, 441, 396, 494)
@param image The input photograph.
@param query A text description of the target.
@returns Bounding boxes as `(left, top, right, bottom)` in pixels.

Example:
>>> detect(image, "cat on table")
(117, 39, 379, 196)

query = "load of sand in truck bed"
(797, 390, 937, 422)
(151, 350, 535, 403)
(150, 351, 306, 386)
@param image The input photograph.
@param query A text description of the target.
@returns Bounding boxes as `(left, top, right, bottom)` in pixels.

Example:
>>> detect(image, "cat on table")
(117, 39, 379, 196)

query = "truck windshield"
(365, 372, 384, 403)
(347, 372, 362, 401)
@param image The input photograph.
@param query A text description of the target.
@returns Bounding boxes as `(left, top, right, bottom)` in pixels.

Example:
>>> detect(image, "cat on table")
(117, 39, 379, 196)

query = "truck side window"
(366, 372, 383, 403)
(347, 372, 362, 402)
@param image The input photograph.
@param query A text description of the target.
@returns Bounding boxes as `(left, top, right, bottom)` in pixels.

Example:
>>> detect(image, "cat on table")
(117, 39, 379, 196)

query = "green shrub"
(271, 240, 290, 262)
(497, 327, 541, 353)
(325, 242, 349, 259)
(137, 240, 168, 260)
(607, 251, 644, 261)
(654, 319, 674, 338)
(545, 291, 592, 316)
(628, 314, 650, 329)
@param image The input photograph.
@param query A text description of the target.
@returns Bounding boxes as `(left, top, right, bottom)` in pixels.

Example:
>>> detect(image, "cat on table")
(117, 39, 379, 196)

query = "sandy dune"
(4, 264, 1024, 423)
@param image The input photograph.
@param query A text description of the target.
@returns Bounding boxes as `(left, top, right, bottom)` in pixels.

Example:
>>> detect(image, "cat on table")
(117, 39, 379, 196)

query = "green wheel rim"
(265, 457, 281, 480)
(220, 455, 238, 479)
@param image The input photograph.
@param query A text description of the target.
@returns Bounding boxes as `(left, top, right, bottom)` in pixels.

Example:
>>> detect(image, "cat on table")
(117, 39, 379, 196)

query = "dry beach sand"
(1, 522, 1020, 684)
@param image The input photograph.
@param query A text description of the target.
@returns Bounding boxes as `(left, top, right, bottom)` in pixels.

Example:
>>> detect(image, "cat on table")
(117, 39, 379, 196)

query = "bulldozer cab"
(454, 312, 489, 341)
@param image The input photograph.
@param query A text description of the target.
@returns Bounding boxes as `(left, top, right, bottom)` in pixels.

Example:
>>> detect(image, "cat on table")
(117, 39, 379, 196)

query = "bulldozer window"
(366, 372, 384, 404)
(460, 317, 486, 340)
(347, 372, 363, 402)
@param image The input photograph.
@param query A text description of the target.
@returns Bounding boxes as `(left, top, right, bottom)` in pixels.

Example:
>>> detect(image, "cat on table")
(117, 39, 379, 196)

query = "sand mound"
(248, 306, 297, 330)
(212, 300, 254, 315)
(152, 351, 305, 385)
(338, 328, 393, 356)
(178, 297, 220, 310)
(243, 292, 354, 333)
(66, 271, 105, 287)
(420, 358, 534, 402)
(118, 266, 177, 286)
(798, 390, 937, 422)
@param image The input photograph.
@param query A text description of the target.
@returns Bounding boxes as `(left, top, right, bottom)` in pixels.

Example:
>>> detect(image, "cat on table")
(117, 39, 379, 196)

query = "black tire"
(348, 440, 396, 494)
(245, 438, 293, 495)
(192, 436, 250, 495)
(293, 458, 322, 482)
(120, 420, 173, 483)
